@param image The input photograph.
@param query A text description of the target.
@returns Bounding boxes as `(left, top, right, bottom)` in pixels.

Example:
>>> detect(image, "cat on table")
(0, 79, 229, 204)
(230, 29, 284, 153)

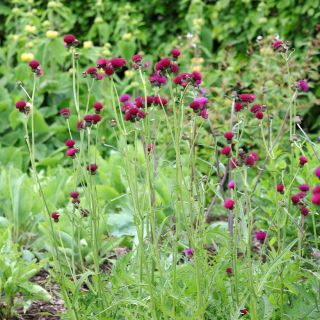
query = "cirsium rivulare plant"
(14, 35, 320, 319)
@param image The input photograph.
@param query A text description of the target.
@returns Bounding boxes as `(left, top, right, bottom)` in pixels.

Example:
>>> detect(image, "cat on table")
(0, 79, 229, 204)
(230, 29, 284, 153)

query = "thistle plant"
(14, 33, 320, 319)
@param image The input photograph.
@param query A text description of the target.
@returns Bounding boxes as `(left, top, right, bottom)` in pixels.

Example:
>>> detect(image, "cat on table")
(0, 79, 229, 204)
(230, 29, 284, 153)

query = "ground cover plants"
(1, 1, 320, 319)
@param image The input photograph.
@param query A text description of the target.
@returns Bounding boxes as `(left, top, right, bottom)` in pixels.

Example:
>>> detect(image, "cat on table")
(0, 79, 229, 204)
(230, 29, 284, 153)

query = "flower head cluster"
(95, 57, 127, 77)
(65, 139, 79, 158)
(234, 92, 259, 115)
(70, 191, 80, 207)
(226, 149, 259, 167)
(131, 53, 150, 70)
(120, 94, 168, 121)
(149, 73, 168, 86)
(250, 104, 267, 120)
(189, 96, 208, 119)
(174, 71, 202, 88)
(83, 67, 103, 80)
(289, 169, 320, 212)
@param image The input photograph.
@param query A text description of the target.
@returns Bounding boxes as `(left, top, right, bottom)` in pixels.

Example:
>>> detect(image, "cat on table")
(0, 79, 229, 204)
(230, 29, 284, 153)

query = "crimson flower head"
(245, 154, 256, 166)
(65, 139, 75, 148)
(70, 191, 79, 199)
(315, 167, 320, 179)
(92, 114, 101, 124)
(183, 248, 194, 259)
(63, 34, 77, 47)
(135, 96, 154, 108)
(170, 63, 179, 74)
(104, 64, 114, 76)
(250, 105, 262, 113)
(255, 111, 264, 120)
(313, 186, 320, 194)
(226, 267, 232, 274)
(300, 206, 310, 216)
(155, 57, 171, 72)
(312, 194, 320, 206)
(201, 109, 208, 119)
(224, 198, 235, 210)
(234, 102, 243, 112)
(221, 146, 232, 156)
(291, 193, 305, 204)
(15, 100, 26, 110)
(174, 72, 190, 87)
(77, 120, 85, 131)
(191, 71, 202, 85)
(240, 308, 248, 315)
(28, 60, 42, 76)
(15, 100, 29, 114)
(66, 148, 78, 158)
(120, 94, 131, 103)
(85, 67, 97, 78)
(298, 80, 308, 92)
(87, 164, 98, 175)
(51, 211, 60, 222)
(272, 38, 287, 52)
(153, 96, 168, 106)
(171, 48, 181, 59)
(134, 97, 144, 108)
(93, 102, 103, 113)
(272, 39, 283, 50)
(29, 59, 40, 69)
(239, 93, 256, 103)
(149, 73, 167, 86)
(132, 54, 143, 64)
(124, 107, 146, 122)
(228, 180, 235, 189)
(299, 155, 308, 166)
(255, 231, 267, 242)
(110, 57, 126, 69)
(276, 184, 284, 193)
(299, 184, 310, 192)
(96, 58, 108, 68)
(224, 131, 234, 142)
(84, 114, 94, 125)
(59, 108, 70, 119)
(86, 67, 97, 74)
(121, 102, 134, 114)
(189, 97, 208, 118)
(249, 151, 259, 161)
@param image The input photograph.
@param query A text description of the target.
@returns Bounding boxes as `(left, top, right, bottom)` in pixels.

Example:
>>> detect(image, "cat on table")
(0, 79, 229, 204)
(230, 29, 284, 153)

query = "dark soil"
(14, 270, 66, 320)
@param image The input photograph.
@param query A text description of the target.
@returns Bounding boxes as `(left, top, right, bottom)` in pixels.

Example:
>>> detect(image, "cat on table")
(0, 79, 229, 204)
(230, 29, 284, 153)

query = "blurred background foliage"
(0, 0, 319, 152)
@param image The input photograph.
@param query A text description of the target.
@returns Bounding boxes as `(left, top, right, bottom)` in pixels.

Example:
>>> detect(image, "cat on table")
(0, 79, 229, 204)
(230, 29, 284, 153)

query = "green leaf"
(19, 283, 51, 301)
(118, 40, 136, 62)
